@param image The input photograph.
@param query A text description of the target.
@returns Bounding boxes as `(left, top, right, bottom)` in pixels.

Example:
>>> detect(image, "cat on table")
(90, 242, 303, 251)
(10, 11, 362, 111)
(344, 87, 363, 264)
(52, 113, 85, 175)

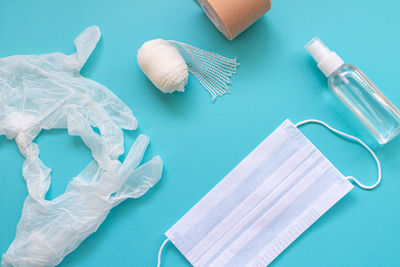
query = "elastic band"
(157, 238, 169, 267)
(296, 119, 381, 190)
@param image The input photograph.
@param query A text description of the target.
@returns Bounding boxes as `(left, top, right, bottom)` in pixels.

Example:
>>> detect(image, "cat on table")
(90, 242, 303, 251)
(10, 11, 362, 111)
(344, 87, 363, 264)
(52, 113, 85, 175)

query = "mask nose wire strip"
(295, 119, 381, 190)
(157, 238, 169, 267)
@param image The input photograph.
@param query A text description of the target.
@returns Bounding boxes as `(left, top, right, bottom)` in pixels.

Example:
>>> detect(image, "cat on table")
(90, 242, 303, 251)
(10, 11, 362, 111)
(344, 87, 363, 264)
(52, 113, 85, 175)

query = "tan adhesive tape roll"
(197, 0, 272, 40)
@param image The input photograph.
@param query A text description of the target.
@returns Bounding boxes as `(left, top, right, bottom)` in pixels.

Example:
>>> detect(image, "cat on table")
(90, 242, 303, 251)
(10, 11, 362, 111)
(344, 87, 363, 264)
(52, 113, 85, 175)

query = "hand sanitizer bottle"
(305, 37, 400, 144)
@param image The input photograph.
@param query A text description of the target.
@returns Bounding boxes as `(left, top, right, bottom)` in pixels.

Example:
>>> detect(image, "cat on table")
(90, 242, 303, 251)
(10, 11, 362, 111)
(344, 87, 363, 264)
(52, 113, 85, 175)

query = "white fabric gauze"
(159, 119, 381, 267)
(137, 39, 239, 100)
(0, 26, 163, 267)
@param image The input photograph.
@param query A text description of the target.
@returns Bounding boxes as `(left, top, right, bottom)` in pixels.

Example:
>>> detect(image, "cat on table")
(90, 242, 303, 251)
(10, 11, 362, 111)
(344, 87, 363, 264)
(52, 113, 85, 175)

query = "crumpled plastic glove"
(0, 26, 163, 267)
(3, 135, 162, 267)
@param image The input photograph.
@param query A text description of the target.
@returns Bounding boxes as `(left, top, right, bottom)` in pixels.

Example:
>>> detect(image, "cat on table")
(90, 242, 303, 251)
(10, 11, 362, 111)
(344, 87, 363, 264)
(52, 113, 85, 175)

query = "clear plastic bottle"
(306, 37, 400, 144)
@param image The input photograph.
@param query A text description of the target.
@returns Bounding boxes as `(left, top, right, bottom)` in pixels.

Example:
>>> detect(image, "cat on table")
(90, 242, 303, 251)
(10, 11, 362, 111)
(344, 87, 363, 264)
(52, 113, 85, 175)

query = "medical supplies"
(137, 39, 238, 100)
(0, 26, 163, 267)
(197, 0, 272, 40)
(157, 119, 380, 267)
(306, 37, 400, 144)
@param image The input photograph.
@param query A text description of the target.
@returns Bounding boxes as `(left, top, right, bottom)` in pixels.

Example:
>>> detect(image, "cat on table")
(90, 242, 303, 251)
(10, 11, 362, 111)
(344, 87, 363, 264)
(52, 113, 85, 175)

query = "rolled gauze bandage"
(197, 0, 272, 40)
(137, 39, 188, 93)
(137, 39, 239, 100)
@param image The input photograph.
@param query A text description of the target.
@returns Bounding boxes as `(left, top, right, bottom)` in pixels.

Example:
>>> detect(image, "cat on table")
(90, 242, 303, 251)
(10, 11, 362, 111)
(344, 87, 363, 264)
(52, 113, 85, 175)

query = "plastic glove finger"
(67, 109, 111, 169)
(114, 155, 163, 199)
(21, 143, 51, 200)
(105, 134, 150, 190)
(72, 160, 99, 184)
(122, 134, 150, 172)
(82, 100, 125, 158)
(73, 26, 101, 69)
(85, 80, 137, 130)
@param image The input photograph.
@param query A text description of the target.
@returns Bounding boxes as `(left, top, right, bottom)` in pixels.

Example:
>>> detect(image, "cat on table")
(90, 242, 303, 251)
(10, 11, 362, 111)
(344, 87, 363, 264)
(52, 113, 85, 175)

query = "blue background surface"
(1, 0, 400, 266)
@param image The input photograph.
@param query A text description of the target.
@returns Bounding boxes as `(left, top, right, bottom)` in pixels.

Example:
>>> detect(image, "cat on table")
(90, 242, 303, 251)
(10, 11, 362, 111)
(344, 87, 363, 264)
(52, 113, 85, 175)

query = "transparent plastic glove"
(2, 135, 163, 267)
(0, 26, 163, 267)
(0, 26, 136, 167)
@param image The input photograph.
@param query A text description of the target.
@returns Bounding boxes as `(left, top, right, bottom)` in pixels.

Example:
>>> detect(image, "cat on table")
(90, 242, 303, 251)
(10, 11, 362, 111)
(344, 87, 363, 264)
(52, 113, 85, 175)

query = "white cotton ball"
(137, 39, 188, 93)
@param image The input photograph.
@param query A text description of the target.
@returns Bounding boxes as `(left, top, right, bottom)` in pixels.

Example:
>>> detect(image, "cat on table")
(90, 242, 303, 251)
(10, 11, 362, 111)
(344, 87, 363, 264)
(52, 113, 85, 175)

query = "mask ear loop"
(157, 238, 169, 267)
(296, 119, 381, 190)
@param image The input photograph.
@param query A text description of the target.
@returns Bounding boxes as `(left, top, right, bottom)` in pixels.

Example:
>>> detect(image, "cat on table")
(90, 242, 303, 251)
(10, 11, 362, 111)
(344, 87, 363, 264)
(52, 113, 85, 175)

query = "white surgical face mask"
(157, 119, 381, 267)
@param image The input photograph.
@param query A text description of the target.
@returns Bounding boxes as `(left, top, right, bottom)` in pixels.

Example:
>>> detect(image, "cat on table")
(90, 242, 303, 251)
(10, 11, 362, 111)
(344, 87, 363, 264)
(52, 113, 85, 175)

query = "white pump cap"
(305, 37, 344, 77)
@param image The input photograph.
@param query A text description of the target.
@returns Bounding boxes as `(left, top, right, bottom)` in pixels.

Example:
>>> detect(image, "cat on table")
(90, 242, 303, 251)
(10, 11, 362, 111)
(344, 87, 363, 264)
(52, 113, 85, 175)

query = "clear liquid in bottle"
(329, 64, 400, 144)
(306, 37, 400, 144)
